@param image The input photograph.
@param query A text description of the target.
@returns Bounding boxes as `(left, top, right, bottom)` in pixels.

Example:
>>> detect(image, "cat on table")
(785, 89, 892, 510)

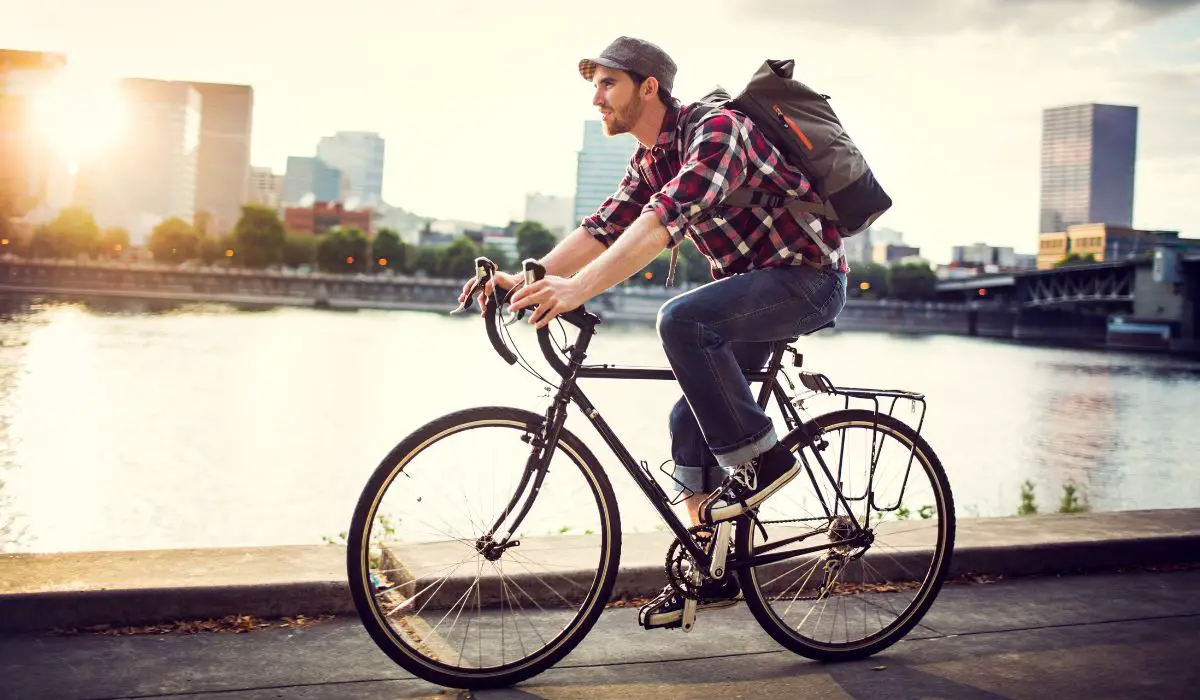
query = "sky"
(3, 0, 1198, 262)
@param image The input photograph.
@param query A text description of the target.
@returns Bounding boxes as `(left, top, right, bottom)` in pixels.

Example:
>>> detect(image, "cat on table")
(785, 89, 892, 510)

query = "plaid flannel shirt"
(581, 98, 847, 279)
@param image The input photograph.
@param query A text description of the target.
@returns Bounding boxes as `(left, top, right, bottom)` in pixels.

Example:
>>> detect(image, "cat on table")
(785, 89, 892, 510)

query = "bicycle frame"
(462, 257, 879, 573)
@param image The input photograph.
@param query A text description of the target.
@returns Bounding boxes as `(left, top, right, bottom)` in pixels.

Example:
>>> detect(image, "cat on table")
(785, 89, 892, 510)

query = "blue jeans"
(656, 264, 847, 496)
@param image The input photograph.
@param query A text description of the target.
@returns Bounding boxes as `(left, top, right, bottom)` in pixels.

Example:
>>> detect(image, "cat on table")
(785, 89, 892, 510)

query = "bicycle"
(346, 256, 955, 690)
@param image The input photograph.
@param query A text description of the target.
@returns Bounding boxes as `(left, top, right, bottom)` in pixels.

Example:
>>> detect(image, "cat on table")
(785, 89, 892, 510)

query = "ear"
(642, 76, 658, 98)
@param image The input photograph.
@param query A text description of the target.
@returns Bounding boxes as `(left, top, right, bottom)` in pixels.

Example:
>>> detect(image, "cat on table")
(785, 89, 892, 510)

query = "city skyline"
(3, 0, 1198, 264)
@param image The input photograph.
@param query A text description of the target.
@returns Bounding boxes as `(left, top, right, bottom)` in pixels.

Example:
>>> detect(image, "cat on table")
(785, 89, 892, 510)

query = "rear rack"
(790, 370, 928, 436)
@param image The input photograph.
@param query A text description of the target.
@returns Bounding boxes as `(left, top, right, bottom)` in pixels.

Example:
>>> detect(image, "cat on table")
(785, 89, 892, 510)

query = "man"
(459, 36, 848, 628)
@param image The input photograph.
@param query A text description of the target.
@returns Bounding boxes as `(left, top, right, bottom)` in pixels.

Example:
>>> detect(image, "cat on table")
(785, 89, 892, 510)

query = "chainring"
(664, 524, 720, 600)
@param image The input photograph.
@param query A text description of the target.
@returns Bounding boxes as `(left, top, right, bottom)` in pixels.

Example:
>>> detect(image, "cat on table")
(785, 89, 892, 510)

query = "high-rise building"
(281, 156, 345, 206)
(316, 131, 385, 207)
(524, 192, 574, 237)
(74, 78, 202, 244)
(248, 166, 283, 210)
(1039, 103, 1138, 234)
(843, 226, 905, 265)
(0, 49, 67, 219)
(188, 82, 253, 235)
(572, 120, 638, 226)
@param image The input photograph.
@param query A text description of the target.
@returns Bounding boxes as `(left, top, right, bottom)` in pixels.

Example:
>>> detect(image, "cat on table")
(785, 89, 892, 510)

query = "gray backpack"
(667, 58, 891, 284)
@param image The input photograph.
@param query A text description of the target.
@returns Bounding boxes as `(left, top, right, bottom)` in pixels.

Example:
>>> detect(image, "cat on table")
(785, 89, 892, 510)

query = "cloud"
(1108, 63, 1200, 160)
(738, 0, 1200, 35)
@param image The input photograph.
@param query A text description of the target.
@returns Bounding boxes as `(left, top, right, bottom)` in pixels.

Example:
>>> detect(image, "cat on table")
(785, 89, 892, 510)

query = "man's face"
(591, 65, 645, 136)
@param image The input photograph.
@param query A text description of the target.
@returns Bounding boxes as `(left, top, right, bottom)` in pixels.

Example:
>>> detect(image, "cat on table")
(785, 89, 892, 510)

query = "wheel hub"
(476, 534, 520, 561)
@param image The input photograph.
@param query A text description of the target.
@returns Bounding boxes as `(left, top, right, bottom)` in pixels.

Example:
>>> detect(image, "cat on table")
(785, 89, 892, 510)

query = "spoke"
(503, 552, 586, 609)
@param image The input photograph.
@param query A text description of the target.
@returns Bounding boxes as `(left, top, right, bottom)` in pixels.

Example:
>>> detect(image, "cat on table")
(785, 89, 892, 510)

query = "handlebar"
(451, 256, 599, 375)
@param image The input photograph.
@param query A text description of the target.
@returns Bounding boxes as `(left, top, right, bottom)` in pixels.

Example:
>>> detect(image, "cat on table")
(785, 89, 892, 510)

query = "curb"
(3, 530, 1199, 635)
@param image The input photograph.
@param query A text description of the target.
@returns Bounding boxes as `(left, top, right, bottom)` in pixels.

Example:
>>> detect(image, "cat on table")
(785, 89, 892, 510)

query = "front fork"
(478, 371, 581, 557)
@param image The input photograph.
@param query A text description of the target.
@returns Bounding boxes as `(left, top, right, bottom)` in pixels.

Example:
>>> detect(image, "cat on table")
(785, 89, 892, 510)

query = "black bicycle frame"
(467, 257, 872, 572)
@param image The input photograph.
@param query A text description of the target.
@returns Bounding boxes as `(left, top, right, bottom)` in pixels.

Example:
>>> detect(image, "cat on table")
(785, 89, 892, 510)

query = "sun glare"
(31, 69, 126, 165)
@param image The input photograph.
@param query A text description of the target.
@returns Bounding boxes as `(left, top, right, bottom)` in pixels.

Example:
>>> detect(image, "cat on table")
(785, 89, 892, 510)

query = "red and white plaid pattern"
(581, 99, 847, 279)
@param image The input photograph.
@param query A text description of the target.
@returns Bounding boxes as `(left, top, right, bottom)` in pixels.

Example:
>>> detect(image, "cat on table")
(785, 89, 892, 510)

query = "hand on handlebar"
(508, 274, 587, 329)
(456, 270, 523, 317)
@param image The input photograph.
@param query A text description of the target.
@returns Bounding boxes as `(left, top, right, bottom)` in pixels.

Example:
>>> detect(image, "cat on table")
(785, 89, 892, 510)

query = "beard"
(602, 92, 645, 136)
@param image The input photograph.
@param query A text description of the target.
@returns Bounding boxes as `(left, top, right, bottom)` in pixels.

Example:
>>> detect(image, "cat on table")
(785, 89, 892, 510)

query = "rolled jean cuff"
(712, 425, 778, 468)
(669, 463, 730, 496)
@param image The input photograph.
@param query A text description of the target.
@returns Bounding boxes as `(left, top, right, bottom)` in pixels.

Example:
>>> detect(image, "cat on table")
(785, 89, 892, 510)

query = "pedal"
(681, 597, 697, 632)
(708, 521, 731, 579)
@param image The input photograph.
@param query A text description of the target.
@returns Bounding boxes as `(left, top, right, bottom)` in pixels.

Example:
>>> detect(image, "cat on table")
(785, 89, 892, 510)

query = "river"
(1, 296, 1198, 553)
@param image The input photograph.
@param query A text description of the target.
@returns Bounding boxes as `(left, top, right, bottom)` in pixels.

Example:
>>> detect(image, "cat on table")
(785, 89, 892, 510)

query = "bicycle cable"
(491, 281, 562, 390)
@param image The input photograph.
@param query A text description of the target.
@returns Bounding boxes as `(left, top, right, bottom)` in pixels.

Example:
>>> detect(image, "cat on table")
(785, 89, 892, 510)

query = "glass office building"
(572, 120, 638, 227)
(1039, 103, 1138, 233)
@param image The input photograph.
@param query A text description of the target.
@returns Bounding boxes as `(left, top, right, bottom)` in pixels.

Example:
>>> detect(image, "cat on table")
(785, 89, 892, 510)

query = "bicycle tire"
(737, 408, 955, 662)
(346, 406, 622, 689)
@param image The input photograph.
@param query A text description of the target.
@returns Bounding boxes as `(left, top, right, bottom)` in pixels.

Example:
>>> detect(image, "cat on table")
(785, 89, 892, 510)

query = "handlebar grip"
(523, 258, 573, 374)
(485, 292, 518, 365)
(474, 256, 517, 366)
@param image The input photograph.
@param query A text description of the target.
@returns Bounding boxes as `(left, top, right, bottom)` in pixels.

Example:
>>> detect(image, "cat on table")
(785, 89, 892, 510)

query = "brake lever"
(449, 277, 480, 315)
(497, 280, 530, 327)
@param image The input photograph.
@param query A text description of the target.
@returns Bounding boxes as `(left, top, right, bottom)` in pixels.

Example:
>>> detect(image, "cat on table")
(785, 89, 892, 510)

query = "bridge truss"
(1018, 264, 1134, 308)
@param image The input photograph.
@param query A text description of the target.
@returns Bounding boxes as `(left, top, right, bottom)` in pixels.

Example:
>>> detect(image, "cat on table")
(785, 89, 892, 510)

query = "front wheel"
(737, 408, 955, 662)
(346, 406, 622, 689)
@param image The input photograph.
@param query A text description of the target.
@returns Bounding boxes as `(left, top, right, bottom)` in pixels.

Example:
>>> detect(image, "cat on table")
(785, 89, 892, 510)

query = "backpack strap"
(720, 187, 830, 218)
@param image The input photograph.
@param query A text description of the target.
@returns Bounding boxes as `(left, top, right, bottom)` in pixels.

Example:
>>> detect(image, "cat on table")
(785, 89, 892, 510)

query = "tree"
(316, 228, 368, 273)
(370, 228, 407, 273)
(441, 235, 481, 279)
(514, 221, 556, 262)
(413, 247, 441, 277)
(481, 244, 512, 272)
(26, 224, 59, 259)
(887, 262, 938, 301)
(196, 236, 222, 265)
(148, 217, 200, 264)
(849, 262, 889, 298)
(0, 191, 12, 249)
(232, 204, 287, 268)
(42, 206, 100, 259)
(98, 227, 130, 259)
(1055, 252, 1096, 268)
(677, 239, 715, 285)
(282, 235, 317, 268)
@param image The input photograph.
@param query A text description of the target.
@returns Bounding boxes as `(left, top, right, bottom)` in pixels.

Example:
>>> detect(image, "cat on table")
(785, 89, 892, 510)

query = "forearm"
(535, 226, 606, 278)
(573, 211, 670, 299)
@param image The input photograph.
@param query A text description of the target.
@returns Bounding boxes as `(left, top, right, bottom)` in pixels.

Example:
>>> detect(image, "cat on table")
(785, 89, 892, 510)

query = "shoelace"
(726, 461, 758, 493)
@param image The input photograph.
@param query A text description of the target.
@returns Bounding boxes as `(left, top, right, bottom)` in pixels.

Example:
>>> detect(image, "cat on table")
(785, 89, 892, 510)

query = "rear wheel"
(737, 408, 955, 661)
(346, 406, 622, 689)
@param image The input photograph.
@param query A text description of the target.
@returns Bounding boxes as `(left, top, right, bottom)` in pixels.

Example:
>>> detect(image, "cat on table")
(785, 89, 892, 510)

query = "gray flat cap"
(579, 36, 676, 95)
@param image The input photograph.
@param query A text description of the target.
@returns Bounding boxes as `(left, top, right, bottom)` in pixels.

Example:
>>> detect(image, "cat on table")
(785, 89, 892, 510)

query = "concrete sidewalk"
(1, 568, 1197, 699)
(1, 508, 1198, 633)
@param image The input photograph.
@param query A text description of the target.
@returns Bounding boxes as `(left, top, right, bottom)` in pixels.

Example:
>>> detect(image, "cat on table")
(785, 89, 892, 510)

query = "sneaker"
(638, 577, 742, 630)
(699, 444, 800, 524)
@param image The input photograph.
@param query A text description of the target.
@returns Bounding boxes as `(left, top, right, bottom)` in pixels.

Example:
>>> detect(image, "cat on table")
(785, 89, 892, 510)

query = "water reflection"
(1, 297, 1198, 553)
(0, 302, 33, 551)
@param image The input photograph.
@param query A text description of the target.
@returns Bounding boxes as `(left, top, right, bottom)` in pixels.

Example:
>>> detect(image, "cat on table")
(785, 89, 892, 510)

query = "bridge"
(934, 254, 1200, 353)
(3, 256, 1198, 355)
(0, 257, 464, 312)
(935, 260, 1138, 309)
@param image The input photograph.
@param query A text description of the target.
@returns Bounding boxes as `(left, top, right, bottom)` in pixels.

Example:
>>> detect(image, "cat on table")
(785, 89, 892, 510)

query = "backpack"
(666, 58, 891, 285)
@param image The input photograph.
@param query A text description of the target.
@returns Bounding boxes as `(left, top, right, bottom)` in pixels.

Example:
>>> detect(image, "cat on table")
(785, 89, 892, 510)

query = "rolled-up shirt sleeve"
(580, 160, 653, 247)
(643, 112, 750, 248)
